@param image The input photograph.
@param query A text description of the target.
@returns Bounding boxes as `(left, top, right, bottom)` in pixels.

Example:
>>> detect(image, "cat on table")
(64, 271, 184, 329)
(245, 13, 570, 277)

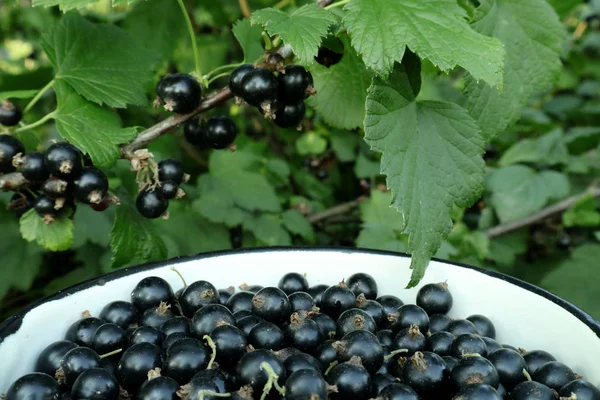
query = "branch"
(0, 172, 29, 191)
(484, 184, 600, 239)
(308, 198, 364, 224)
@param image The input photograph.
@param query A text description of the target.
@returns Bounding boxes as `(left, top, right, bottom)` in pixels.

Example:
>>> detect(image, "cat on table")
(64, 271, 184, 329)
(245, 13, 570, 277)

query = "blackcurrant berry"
(42, 177, 69, 199)
(100, 301, 139, 329)
(156, 73, 202, 114)
(372, 373, 398, 395)
(450, 333, 488, 358)
(251, 286, 292, 324)
(180, 280, 220, 317)
(5, 373, 60, 400)
(315, 46, 343, 68)
(229, 64, 255, 97)
(226, 290, 254, 314)
(284, 353, 323, 375)
(510, 381, 556, 400)
(142, 302, 175, 329)
(191, 304, 236, 338)
(183, 117, 208, 147)
(210, 324, 247, 366)
(426, 331, 455, 357)
(0, 101, 23, 126)
(160, 180, 179, 200)
(160, 316, 191, 337)
(335, 329, 384, 374)
(337, 308, 377, 337)
(391, 324, 427, 357)
(391, 304, 430, 335)
(531, 361, 576, 391)
(289, 291, 315, 312)
(416, 282, 453, 315)
(248, 321, 285, 350)
(285, 369, 328, 399)
(326, 356, 372, 400)
(129, 326, 164, 347)
(487, 348, 528, 389)
(444, 356, 459, 371)
(162, 332, 189, 351)
(8, 191, 36, 217)
(274, 101, 306, 128)
(136, 189, 168, 219)
(236, 315, 264, 336)
(240, 68, 279, 106)
(347, 272, 378, 300)
(447, 319, 478, 336)
(467, 314, 496, 338)
(0, 135, 25, 173)
(20, 152, 49, 182)
(234, 309, 253, 322)
(65, 317, 104, 347)
(191, 369, 232, 394)
(451, 355, 499, 389)
(158, 159, 184, 185)
(377, 329, 394, 348)
(559, 379, 600, 400)
(71, 368, 119, 400)
(117, 343, 163, 392)
(402, 351, 449, 398)
(131, 277, 175, 312)
(182, 378, 221, 400)
(164, 337, 209, 384)
(429, 314, 452, 334)
(60, 347, 102, 387)
(523, 350, 556, 374)
(278, 65, 313, 102)
(307, 284, 329, 306)
(378, 295, 404, 329)
(355, 294, 384, 328)
(35, 340, 79, 376)
(320, 281, 356, 320)
(379, 383, 420, 400)
(245, 284, 264, 293)
(309, 312, 337, 339)
(138, 376, 180, 400)
(218, 287, 235, 306)
(44, 142, 82, 179)
(453, 383, 502, 400)
(236, 349, 286, 393)
(204, 115, 238, 149)
(92, 323, 127, 355)
(73, 167, 108, 204)
(278, 272, 309, 294)
(481, 337, 502, 354)
(286, 312, 325, 354)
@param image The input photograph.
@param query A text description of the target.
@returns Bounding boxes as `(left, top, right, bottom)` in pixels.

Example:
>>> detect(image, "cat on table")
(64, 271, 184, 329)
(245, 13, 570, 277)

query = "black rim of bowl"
(1, 246, 599, 344)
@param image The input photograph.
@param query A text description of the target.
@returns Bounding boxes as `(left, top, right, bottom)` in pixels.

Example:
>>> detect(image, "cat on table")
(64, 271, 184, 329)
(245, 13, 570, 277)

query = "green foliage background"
(0, 0, 599, 321)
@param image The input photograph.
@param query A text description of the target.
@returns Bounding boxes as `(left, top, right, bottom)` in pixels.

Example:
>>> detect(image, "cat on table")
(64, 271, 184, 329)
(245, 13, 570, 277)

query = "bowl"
(0, 247, 599, 391)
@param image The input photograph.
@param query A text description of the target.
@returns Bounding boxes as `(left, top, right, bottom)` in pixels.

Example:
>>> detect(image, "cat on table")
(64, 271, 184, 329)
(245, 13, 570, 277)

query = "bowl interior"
(0, 248, 598, 391)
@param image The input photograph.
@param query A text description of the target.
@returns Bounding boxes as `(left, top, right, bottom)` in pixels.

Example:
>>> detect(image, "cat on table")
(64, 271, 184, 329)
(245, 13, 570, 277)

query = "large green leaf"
(41, 13, 156, 108)
(54, 81, 138, 167)
(252, 5, 336, 64)
(243, 214, 291, 246)
(307, 38, 374, 130)
(32, 0, 99, 11)
(232, 19, 264, 63)
(486, 229, 528, 267)
(486, 165, 570, 223)
(342, 0, 505, 86)
(282, 209, 314, 242)
(357, 191, 407, 252)
(364, 59, 485, 287)
(20, 209, 74, 251)
(563, 195, 600, 228)
(464, 0, 565, 139)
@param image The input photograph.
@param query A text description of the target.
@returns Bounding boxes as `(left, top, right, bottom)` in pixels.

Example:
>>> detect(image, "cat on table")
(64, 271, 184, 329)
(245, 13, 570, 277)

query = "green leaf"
(541, 244, 600, 320)
(563, 195, 600, 227)
(464, 0, 565, 139)
(243, 214, 291, 246)
(486, 229, 528, 267)
(282, 209, 314, 242)
(252, 5, 336, 64)
(0, 90, 40, 101)
(41, 13, 156, 108)
(342, 0, 505, 86)
(360, 190, 405, 231)
(565, 127, 600, 155)
(292, 169, 333, 201)
(123, 0, 187, 60)
(232, 19, 264, 63)
(354, 153, 380, 178)
(53, 81, 138, 167)
(498, 129, 569, 167)
(357, 226, 407, 253)
(20, 209, 74, 251)
(307, 38, 374, 130)
(192, 176, 247, 227)
(110, 198, 168, 269)
(73, 206, 113, 248)
(330, 131, 359, 162)
(547, 0, 581, 17)
(364, 60, 486, 287)
(32, 0, 99, 11)
(486, 165, 570, 223)
(595, 231, 600, 242)
(296, 132, 328, 155)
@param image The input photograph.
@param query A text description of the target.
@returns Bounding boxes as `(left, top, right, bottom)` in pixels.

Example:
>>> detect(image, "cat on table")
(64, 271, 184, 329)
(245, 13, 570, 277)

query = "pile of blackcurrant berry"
(1, 134, 111, 222)
(4, 271, 599, 400)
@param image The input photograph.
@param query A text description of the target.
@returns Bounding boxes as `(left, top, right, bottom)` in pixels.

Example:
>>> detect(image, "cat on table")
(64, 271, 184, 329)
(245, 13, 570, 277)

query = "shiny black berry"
(278, 272, 309, 294)
(218, 287, 235, 306)
(65, 317, 104, 347)
(482, 337, 502, 354)
(129, 326, 164, 347)
(42, 177, 69, 199)
(285, 369, 328, 399)
(510, 381, 556, 400)
(184, 378, 221, 400)
(162, 332, 189, 352)
(142, 302, 175, 329)
(274, 101, 306, 128)
(35, 340, 79, 376)
(402, 351, 449, 399)
(5, 373, 60, 400)
(236, 349, 286, 393)
(444, 356, 459, 371)
(100, 301, 139, 329)
(183, 117, 207, 147)
(379, 383, 420, 400)
(467, 314, 496, 338)
(0, 135, 25, 173)
(191, 304, 236, 338)
(391, 324, 426, 358)
(73, 167, 108, 204)
(20, 152, 49, 182)
(226, 290, 254, 314)
(117, 343, 163, 392)
(391, 304, 430, 335)
(60, 347, 102, 387)
(531, 361, 576, 391)
(92, 323, 127, 355)
(160, 180, 179, 200)
(426, 331, 455, 357)
(285, 312, 325, 353)
(378, 295, 404, 329)
(559, 379, 600, 400)
(248, 321, 285, 350)
(160, 316, 191, 337)
(240, 68, 279, 106)
(137, 376, 179, 400)
(210, 324, 247, 366)
(45, 142, 82, 179)
(487, 348, 528, 389)
(204, 116, 238, 149)
(278, 65, 313, 102)
(346, 272, 378, 300)
(453, 383, 502, 400)
(337, 308, 377, 337)
(326, 356, 372, 400)
(229, 64, 255, 97)
(377, 330, 394, 348)
(284, 353, 323, 375)
(450, 333, 488, 358)
(320, 281, 356, 320)
(416, 282, 453, 315)
(447, 319, 478, 336)
(428, 314, 452, 334)
(191, 369, 231, 394)
(164, 337, 209, 384)
(289, 292, 315, 312)
(451, 355, 499, 389)
(71, 368, 119, 400)
(136, 189, 168, 219)
(131, 276, 175, 311)
(308, 284, 328, 306)
(237, 315, 264, 335)
(372, 373, 398, 396)
(156, 73, 202, 114)
(0, 101, 22, 126)
(180, 280, 220, 317)
(336, 330, 384, 374)
(310, 312, 337, 339)
(157, 159, 184, 185)
(251, 286, 292, 324)
(523, 350, 556, 374)
(315, 46, 343, 67)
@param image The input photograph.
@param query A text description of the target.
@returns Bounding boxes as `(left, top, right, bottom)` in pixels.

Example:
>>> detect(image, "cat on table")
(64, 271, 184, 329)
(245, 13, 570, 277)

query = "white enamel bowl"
(0, 247, 599, 391)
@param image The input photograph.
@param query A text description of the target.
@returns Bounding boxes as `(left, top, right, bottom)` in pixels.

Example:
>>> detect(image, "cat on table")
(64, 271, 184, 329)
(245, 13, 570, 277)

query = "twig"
(308, 198, 364, 223)
(484, 184, 600, 239)
(238, 0, 251, 18)
(0, 172, 29, 191)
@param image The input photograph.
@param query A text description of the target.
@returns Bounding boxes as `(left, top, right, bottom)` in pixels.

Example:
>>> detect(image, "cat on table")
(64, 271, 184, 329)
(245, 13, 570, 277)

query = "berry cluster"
(5, 272, 599, 400)
(2, 135, 110, 223)
(229, 63, 314, 129)
(136, 159, 186, 219)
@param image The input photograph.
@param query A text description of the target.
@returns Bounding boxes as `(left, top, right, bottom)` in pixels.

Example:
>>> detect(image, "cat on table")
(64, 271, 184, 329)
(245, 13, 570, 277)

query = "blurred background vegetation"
(0, 0, 599, 321)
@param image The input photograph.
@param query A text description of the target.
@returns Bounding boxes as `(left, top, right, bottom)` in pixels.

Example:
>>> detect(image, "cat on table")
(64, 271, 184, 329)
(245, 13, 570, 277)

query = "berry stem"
(384, 348, 409, 360)
(523, 368, 533, 382)
(259, 362, 286, 400)
(170, 266, 188, 288)
(13, 111, 57, 134)
(324, 361, 338, 375)
(274, 0, 292, 9)
(99, 348, 123, 359)
(204, 63, 243, 80)
(207, 72, 232, 86)
(23, 80, 54, 114)
(203, 335, 217, 370)
(262, 32, 273, 51)
(324, 0, 351, 10)
(177, 0, 202, 78)
(198, 391, 231, 400)
(238, 0, 251, 18)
